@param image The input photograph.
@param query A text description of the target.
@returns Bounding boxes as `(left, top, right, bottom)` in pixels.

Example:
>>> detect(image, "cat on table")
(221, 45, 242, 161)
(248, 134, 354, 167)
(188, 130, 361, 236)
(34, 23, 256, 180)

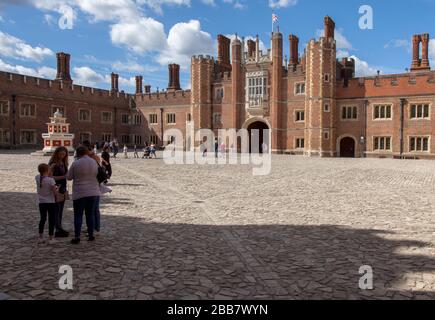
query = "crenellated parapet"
(337, 71, 435, 98)
(0, 71, 132, 102)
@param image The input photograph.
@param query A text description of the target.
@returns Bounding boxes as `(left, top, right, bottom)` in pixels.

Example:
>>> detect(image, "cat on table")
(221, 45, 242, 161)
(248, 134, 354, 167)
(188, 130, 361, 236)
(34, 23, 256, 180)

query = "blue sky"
(0, 0, 434, 92)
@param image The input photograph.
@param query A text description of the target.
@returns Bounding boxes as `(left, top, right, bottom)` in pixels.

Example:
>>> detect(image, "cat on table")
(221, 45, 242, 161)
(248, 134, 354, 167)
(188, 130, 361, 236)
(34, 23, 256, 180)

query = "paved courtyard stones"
(0, 152, 435, 299)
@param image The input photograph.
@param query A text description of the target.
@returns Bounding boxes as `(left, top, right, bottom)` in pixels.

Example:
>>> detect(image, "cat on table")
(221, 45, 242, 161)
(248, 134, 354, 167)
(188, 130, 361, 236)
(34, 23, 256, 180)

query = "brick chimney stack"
(111, 73, 119, 92)
(167, 64, 181, 91)
(411, 34, 431, 71)
(56, 52, 72, 81)
(247, 39, 256, 58)
(324, 16, 335, 39)
(135, 75, 143, 94)
(144, 85, 151, 94)
(217, 34, 231, 71)
(289, 35, 299, 65)
(421, 33, 430, 69)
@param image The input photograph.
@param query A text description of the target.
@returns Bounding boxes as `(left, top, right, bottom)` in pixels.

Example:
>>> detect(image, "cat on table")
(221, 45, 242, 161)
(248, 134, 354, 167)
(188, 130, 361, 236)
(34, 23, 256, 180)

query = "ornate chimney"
(247, 39, 256, 58)
(111, 73, 119, 92)
(167, 64, 181, 91)
(217, 34, 231, 71)
(135, 76, 143, 94)
(289, 35, 299, 65)
(56, 52, 72, 81)
(411, 33, 431, 72)
(324, 16, 335, 39)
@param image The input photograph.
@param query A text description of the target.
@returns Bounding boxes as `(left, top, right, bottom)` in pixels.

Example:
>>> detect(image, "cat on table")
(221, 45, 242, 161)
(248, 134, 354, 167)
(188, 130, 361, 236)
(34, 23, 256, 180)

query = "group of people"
(121, 143, 157, 159)
(93, 139, 157, 160)
(36, 141, 112, 245)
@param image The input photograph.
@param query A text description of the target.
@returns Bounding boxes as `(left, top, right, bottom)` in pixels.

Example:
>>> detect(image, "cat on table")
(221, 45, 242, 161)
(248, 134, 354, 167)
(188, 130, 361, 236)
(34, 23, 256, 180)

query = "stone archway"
(339, 136, 356, 158)
(247, 121, 269, 154)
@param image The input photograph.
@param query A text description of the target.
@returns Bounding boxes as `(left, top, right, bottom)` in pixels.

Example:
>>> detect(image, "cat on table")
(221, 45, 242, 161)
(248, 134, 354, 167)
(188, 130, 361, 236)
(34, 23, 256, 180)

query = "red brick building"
(0, 52, 145, 149)
(1, 16, 435, 159)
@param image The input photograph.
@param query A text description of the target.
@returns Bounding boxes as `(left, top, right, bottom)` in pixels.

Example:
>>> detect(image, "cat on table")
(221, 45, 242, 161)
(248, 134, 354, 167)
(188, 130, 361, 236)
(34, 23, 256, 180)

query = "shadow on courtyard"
(1, 191, 435, 300)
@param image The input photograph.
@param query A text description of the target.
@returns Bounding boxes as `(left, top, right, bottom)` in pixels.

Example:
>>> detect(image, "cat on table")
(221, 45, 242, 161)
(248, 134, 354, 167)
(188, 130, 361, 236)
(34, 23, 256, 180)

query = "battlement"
(191, 55, 215, 63)
(137, 89, 191, 102)
(337, 71, 435, 98)
(0, 71, 132, 100)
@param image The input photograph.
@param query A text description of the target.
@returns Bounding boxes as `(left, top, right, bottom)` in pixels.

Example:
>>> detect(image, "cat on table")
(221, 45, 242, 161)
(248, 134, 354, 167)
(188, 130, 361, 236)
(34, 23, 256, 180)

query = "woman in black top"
(101, 146, 112, 181)
(48, 146, 69, 237)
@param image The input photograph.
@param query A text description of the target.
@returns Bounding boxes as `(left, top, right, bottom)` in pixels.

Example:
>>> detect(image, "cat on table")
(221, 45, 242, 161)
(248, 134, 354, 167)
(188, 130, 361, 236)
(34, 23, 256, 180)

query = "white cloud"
(337, 48, 379, 77)
(134, 0, 191, 14)
(350, 55, 380, 77)
(73, 66, 135, 88)
(157, 20, 214, 67)
(0, 58, 56, 78)
(268, 0, 297, 9)
(110, 17, 167, 54)
(222, 0, 245, 9)
(0, 30, 53, 62)
(384, 39, 410, 50)
(112, 60, 159, 73)
(201, 0, 215, 5)
(316, 29, 353, 50)
(73, 66, 104, 86)
(43, 13, 56, 25)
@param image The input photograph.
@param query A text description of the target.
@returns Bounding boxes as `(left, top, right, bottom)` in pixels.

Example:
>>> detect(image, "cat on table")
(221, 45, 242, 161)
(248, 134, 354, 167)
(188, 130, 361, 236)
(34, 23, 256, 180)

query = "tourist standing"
(49, 147, 69, 238)
(113, 140, 119, 158)
(150, 144, 156, 159)
(219, 141, 226, 158)
(67, 146, 100, 244)
(134, 145, 139, 158)
(101, 146, 112, 180)
(214, 138, 219, 158)
(36, 164, 57, 244)
(123, 145, 128, 158)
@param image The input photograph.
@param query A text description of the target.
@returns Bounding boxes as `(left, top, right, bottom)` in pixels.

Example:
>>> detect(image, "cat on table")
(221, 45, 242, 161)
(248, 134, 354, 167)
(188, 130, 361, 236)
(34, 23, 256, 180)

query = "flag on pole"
(272, 13, 278, 23)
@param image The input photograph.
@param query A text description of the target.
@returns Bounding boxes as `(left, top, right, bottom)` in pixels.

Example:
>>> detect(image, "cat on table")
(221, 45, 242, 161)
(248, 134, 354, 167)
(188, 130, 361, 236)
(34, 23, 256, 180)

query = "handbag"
(97, 165, 108, 184)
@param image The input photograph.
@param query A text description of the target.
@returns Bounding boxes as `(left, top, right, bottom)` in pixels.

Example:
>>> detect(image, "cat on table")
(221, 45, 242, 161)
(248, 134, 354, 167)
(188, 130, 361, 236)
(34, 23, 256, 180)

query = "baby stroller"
(142, 146, 151, 159)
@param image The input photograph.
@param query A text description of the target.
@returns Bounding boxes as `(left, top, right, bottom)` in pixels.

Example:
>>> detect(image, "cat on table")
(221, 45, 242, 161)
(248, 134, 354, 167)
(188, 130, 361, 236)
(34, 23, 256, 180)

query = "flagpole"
(272, 11, 274, 33)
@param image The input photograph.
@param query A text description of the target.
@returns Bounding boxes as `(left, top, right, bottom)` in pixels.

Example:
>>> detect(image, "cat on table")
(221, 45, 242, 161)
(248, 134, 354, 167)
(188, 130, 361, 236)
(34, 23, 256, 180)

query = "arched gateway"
(339, 136, 356, 158)
(244, 119, 270, 154)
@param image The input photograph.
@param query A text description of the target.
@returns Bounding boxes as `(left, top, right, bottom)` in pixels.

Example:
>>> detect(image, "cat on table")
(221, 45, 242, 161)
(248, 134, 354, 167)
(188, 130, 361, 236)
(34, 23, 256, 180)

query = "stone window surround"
(294, 82, 306, 96)
(78, 108, 91, 122)
(0, 128, 10, 144)
(409, 102, 431, 120)
(408, 135, 430, 153)
(0, 100, 10, 116)
(20, 129, 37, 144)
(101, 111, 113, 124)
(166, 113, 176, 125)
(19, 102, 37, 118)
(341, 105, 358, 121)
(373, 136, 392, 151)
(295, 138, 305, 149)
(149, 113, 158, 125)
(372, 103, 393, 121)
(295, 109, 305, 122)
(120, 113, 130, 125)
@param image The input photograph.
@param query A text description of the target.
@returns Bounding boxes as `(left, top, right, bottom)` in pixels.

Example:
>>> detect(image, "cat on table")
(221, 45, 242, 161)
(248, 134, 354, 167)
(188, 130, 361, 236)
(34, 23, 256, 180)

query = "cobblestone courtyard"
(1, 152, 435, 300)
